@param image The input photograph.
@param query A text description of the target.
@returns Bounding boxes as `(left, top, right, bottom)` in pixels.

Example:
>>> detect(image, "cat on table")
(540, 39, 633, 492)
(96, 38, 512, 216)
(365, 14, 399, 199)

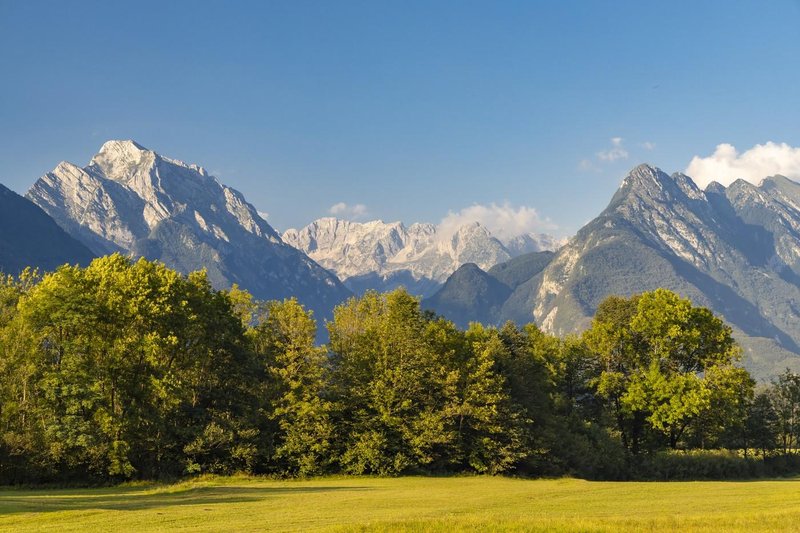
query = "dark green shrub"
(635, 450, 765, 480)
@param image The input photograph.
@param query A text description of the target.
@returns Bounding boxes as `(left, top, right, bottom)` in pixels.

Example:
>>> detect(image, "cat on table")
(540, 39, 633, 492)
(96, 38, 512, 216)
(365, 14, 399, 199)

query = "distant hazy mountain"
(503, 233, 566, 256)
(27, 140, 351, 318)
(0, 183, 95, 275)
(488, 250, 555, 290)
(424, 165, 800, 379)
(422, 252, 554, 328)
(283, 217, 563, 297)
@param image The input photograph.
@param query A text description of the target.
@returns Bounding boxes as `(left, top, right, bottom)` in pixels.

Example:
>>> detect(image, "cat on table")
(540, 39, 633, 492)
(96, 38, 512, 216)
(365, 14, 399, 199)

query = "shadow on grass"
(0, 485, 370, 515)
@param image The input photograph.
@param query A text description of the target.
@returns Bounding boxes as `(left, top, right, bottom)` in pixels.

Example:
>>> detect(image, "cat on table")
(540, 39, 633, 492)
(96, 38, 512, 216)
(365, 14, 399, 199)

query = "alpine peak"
(25, 141, 351, 319)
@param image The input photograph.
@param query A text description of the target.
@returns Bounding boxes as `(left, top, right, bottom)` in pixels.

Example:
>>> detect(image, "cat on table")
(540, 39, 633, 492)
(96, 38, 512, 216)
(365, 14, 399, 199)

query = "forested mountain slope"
(0, 183, 94, 275)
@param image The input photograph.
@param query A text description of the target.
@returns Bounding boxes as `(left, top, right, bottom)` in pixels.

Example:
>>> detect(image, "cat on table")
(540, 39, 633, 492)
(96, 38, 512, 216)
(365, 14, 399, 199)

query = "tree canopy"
(0, 257, 794, 484)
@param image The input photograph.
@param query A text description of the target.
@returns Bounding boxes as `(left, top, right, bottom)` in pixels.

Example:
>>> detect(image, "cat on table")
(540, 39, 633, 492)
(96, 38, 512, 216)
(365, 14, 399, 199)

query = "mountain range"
(283, 217, 562, 296)
(4, 141, 800, 379)
(423, 164, 800, 379)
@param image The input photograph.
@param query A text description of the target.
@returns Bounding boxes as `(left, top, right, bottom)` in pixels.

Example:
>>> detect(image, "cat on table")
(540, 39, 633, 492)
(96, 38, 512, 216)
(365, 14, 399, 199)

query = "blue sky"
(1, 1, 799, 237)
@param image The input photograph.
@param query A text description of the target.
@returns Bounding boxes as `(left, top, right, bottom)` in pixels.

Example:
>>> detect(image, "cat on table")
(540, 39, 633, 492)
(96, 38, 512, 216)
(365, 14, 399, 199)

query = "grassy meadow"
(2, 475, 800, 532)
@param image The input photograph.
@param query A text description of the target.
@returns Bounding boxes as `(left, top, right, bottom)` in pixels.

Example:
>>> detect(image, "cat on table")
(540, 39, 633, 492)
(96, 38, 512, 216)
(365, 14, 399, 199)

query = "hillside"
(0, 183, 94, 275)
(425, 165, 800, 379)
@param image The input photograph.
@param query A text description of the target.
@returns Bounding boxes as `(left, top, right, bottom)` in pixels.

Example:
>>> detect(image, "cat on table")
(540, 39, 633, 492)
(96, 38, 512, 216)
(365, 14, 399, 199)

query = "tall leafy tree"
(585, 289, 752, 452)
(583, 295, 648, 453)
(328, 289, 453, 474)
(745, 391, 779, 458)
(449, 324, 526, 473)
(0, 270, 47, 482)
(770, 370, 800, 455)
(10, 255, 257, 479)
(252, 299, 333, 476)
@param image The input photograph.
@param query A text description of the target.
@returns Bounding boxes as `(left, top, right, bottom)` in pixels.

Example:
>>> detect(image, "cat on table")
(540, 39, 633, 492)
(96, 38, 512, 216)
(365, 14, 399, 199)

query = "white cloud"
(685, 142, 800, 189)
(641, 141, 656, 151)
(257, 210, 269, 221)
(581, 138, 657, 171)
(329, 202, 369, 219)
(597, 137, 629, 162)
(438, 202, 557, 242)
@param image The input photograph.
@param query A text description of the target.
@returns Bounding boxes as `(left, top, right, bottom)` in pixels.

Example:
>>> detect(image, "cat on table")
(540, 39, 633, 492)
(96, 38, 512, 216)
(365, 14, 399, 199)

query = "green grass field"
(2, 475, 800, 532)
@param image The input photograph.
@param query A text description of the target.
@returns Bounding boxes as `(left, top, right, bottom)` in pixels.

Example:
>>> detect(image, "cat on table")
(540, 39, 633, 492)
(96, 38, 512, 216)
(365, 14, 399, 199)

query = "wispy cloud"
(597, 137, 629, 162)
(329, 202, 369, 219)
(686, 142, 800, 188)
(438, 202, 557, 242)
(641, 141, 656, 151)
(580, 138, 657, 172)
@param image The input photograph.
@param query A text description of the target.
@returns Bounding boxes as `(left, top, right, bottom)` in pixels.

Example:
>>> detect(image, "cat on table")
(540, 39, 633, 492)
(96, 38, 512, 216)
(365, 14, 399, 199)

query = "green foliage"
(0, 263, 793, 483)
(452, 324, 527, 473)
(0, 254, 258, 482)
(328, 290, 455, 474)
(635, 449, 766, 480)
(743, 391, 779, 456)
(769, 369, 800, 454)
(252, 298, 333, 476)
(585, 289, 753, 452)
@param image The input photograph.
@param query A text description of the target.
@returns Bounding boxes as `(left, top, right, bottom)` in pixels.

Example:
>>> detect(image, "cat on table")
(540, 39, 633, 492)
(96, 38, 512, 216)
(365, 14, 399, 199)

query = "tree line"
(1, 254, 799, 484)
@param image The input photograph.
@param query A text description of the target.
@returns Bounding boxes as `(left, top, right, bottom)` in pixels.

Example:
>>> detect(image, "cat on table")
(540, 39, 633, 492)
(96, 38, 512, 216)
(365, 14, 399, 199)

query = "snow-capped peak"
(25, 140, 350, 318)
(283, 216, 564, 295)
(28, 140, 282, 255)
(89, 140, 153, 180)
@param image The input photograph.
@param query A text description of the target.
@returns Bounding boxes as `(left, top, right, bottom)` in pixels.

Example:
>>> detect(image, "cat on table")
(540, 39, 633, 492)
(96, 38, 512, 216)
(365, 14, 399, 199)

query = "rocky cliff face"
(283, 217, 562, 296)
(498, 164, 800, 378)
(423, 164, 800, 379)
(27, 140, 350, 318)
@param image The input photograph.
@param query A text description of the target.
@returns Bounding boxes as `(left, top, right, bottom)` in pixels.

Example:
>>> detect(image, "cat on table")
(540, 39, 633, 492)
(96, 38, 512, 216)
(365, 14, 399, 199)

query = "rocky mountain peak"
(283, 214, 564, 297)
(760, 175, 800, 204)
(761, 174, 796, 187)
(617, 164, 670, 191)
(725, 179, 763, 205)
(609, 164, 712, 215)
(89, 140, 155, 183)
(449, 220, 491, 242)
(99, 139, 147, 153)
(670, 172, 704, 200)
(704, 181, 727, 195)
(25, 141, 350, 318)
